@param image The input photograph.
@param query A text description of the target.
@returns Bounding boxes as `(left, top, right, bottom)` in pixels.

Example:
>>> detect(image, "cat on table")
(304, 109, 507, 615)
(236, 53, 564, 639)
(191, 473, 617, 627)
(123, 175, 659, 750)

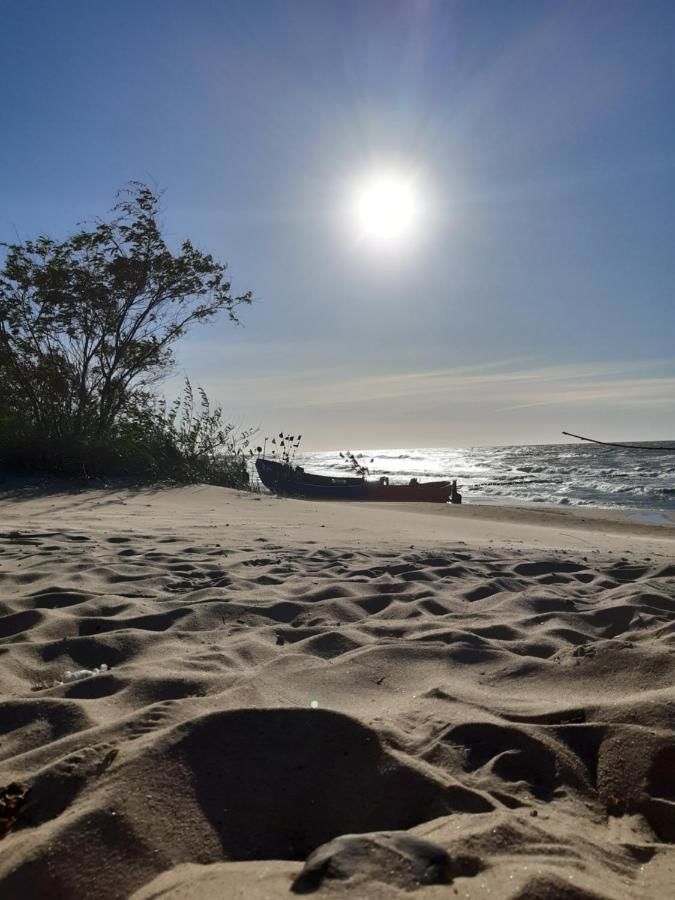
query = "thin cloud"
(168, 351, 675, 447)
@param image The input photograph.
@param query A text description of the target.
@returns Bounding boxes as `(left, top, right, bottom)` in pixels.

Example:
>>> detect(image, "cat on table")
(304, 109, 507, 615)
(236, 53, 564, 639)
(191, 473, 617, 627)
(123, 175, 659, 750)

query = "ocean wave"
(299, 441, 675, 511)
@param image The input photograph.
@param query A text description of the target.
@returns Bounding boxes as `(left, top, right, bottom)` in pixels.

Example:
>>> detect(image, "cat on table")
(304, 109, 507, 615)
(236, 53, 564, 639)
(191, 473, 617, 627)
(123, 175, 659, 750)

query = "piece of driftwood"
(562, 432, 675, 452)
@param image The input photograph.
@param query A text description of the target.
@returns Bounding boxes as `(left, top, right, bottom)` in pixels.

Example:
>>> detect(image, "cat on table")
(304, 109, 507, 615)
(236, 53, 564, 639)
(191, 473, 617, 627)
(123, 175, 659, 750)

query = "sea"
(290, 442, 675, 513)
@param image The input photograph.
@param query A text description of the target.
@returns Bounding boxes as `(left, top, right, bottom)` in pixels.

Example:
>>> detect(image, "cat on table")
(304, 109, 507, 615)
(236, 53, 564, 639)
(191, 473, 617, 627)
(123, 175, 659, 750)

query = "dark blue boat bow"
(255, 458, 452, 503)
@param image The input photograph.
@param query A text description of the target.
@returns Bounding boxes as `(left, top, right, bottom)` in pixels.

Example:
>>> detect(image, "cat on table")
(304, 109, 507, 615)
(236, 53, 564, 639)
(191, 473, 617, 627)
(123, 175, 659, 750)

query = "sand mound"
(0, 487, 674, 897)
(164, 707, 490, 858)
(1, 706, 494, 896)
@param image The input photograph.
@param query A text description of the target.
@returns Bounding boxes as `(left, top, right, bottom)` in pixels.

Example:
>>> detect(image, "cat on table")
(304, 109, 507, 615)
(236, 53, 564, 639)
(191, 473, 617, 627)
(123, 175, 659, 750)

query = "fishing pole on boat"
(562, 432, 675, 452)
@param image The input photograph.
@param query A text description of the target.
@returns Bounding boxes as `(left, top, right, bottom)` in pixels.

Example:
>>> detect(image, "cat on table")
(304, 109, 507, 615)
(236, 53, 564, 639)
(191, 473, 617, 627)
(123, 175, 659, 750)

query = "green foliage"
(0, 380, 254, 486)
(123, 379, 254, 487)
(0, 184, 254, 485)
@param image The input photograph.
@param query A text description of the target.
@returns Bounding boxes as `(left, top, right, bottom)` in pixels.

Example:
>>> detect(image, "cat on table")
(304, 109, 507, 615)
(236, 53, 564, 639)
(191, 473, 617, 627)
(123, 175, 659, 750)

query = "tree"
(0, 183, 252, 450)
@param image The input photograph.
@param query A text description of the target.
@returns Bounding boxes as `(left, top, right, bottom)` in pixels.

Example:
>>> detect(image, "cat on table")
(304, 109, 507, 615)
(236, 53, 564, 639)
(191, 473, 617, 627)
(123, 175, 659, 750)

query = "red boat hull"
(366, 481, 451, 502)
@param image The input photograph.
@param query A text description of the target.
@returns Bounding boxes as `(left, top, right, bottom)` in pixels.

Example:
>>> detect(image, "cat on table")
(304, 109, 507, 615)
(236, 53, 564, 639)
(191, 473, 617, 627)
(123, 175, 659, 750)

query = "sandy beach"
(1, 485, 674, 898)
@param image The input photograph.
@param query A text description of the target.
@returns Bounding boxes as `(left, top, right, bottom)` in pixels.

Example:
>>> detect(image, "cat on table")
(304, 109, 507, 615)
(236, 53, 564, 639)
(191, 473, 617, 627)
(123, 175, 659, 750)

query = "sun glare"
(352, 172, 422, 247)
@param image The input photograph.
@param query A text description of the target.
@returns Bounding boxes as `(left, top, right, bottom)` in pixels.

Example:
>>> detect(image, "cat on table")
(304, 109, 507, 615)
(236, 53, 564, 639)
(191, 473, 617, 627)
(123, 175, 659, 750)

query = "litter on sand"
(58, 664, 109, 684)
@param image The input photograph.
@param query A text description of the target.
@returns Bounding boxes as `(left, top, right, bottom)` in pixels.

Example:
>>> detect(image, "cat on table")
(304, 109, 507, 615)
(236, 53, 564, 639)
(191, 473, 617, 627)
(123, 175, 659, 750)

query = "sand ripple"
(1, 525, 674, 898)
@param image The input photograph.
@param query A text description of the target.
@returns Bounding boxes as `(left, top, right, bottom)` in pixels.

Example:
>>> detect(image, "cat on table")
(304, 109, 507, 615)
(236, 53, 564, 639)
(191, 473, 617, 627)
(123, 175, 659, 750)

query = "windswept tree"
(0, 183, 252, 471)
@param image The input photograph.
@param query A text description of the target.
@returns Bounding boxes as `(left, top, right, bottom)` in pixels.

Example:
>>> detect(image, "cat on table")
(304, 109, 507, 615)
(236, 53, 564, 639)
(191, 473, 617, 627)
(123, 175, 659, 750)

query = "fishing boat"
(255, 457, 457, 503)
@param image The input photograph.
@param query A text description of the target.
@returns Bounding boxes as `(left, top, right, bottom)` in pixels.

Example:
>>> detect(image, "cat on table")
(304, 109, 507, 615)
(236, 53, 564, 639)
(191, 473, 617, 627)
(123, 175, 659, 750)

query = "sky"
(2, 0, 674, 449)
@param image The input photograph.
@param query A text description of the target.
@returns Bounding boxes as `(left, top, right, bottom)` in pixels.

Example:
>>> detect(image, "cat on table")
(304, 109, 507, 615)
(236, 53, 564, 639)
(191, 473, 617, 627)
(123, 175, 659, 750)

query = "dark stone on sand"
(291, 830, 481, 893)
(512, 872, 611, 899)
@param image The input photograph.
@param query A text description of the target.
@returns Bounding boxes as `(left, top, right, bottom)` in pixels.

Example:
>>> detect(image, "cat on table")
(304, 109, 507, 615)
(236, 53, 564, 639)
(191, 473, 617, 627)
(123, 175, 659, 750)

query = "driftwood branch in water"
(562, 432, 675, 452)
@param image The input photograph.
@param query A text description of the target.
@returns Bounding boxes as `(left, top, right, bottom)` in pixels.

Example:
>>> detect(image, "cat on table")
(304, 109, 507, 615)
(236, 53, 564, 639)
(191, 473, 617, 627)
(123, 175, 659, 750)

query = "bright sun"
(352, 172, 421, 247)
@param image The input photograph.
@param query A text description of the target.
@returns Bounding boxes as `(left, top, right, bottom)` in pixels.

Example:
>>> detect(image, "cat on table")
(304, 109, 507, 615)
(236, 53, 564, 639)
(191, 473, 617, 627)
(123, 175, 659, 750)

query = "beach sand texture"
(1, 485, 674, 898)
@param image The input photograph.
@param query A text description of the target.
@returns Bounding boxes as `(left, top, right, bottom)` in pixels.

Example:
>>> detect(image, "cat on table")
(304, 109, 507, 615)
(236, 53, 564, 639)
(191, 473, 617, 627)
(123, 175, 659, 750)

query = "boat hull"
(255, 459, 451, 503)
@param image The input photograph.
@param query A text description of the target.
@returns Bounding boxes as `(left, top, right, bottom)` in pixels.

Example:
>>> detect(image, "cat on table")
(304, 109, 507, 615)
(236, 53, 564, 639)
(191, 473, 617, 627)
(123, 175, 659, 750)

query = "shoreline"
(1, 481, 673, 551)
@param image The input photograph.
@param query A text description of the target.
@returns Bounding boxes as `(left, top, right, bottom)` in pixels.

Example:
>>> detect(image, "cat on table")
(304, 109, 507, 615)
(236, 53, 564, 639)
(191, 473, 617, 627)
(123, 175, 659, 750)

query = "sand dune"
(0, 485, 674, 898)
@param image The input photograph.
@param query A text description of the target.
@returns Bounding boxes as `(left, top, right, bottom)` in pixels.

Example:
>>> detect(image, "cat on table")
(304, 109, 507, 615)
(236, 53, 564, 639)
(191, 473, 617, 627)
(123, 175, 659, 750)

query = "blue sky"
(2, 0, 674, 448)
